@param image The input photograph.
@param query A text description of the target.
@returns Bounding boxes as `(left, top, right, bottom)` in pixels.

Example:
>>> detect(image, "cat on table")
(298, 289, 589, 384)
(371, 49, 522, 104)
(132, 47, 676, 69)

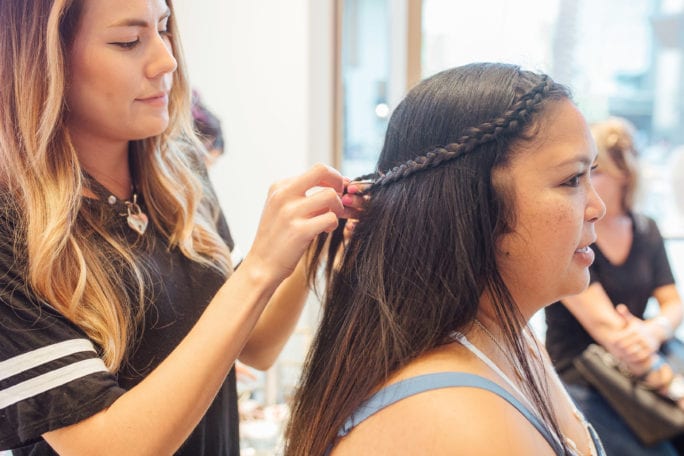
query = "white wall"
(174, 0, 335, 250)
(172, 1, 336, 406)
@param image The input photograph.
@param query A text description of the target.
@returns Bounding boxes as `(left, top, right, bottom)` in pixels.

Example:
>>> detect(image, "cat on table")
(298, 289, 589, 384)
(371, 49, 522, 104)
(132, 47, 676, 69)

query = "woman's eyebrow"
(109, 8, 171, 28)
(553, 152, 597, 169)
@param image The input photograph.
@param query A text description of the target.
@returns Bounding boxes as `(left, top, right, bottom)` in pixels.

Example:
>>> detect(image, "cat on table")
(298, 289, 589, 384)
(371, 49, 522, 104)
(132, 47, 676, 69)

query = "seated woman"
(545, 117, 684, 456)
(284, 63, 607, 455)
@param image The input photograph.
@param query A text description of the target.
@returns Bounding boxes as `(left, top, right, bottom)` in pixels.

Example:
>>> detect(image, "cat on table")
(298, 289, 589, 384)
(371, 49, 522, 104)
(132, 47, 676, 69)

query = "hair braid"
(371, 75, 553, 189)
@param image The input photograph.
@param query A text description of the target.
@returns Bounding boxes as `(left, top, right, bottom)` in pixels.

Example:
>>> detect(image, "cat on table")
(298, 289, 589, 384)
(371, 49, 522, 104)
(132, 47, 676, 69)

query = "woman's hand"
(246, 164, 346, 283)
(610, 304, 660, 365)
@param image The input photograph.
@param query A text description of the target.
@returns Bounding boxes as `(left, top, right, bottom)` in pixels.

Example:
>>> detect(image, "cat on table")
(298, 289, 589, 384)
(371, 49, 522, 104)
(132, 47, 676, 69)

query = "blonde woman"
(0, 1, 360, 454)
(545, 117, 684, 455)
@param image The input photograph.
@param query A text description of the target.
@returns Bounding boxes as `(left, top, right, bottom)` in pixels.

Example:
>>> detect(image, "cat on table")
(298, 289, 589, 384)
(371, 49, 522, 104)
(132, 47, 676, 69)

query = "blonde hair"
(590, 117, 639, 212)
(0, 0, 231, 371)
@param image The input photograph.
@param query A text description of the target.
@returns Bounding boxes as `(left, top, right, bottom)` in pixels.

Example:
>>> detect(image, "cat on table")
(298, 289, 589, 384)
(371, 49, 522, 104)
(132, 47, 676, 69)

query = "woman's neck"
(72, 135, 133, 200)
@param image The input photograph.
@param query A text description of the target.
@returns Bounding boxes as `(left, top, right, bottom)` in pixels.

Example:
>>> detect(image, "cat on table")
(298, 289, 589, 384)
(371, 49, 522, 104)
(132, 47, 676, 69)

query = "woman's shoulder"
(631, 212, 666, 245)
(332, 346, 556, 455)
(631, 212, 659, 234)
(334, 381, 549, 455)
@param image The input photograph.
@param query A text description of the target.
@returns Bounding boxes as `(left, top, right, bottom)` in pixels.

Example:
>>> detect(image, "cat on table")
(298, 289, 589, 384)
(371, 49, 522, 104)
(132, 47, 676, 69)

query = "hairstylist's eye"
(111, 39, 140, 49)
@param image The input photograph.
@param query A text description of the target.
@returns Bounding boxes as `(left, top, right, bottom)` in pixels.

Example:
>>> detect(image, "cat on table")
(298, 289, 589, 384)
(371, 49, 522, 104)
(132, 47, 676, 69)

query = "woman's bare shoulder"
(332, 346, 556, 456)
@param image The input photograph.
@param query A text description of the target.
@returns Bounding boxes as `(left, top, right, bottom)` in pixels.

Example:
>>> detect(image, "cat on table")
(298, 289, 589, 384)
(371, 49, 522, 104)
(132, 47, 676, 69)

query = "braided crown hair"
(361, 74, 555, 192)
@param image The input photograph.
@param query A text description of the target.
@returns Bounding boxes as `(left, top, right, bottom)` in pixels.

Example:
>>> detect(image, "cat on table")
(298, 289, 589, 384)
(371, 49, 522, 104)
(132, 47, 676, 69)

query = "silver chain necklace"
(472, 319, 597, 456)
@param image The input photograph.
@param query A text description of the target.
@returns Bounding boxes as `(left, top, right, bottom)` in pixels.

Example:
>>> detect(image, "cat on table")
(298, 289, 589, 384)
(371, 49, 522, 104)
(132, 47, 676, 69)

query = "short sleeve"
(0, 215, 125, 450)
(642, 216, 675, 289)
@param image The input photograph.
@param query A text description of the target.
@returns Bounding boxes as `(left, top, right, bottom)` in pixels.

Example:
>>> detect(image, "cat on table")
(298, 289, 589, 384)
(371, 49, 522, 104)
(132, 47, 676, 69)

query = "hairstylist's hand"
(611, 304, 660, 365)
(246, 164, 345, 283)
(329, 180, 371, 270)
(341, 180, 371, 221)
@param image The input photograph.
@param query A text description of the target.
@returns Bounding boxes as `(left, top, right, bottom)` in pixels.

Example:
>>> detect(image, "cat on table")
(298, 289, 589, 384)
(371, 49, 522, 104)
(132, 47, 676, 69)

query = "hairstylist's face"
(494, 100, 605, 315)
(66, 0, 177, 146)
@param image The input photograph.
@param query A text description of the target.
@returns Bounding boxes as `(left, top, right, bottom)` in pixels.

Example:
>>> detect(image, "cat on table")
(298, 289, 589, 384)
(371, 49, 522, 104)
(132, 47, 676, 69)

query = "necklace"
(83, 172, 149, 235)
(471, 319, 598, 456)
(473, 319, 524, 381)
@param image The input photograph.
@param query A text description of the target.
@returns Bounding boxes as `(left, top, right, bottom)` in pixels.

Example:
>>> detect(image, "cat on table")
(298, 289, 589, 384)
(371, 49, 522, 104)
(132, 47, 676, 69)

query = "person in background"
(190, 90, 260, 383)
(191, 89, 225, 166)
(285, 62, 607, 456)
(0, 1, 362, 455)
(545, 117, 684, 455)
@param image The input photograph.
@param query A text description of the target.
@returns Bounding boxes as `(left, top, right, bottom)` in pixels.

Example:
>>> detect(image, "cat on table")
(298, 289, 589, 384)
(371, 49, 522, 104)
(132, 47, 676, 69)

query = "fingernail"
(341, 194, 354, 206)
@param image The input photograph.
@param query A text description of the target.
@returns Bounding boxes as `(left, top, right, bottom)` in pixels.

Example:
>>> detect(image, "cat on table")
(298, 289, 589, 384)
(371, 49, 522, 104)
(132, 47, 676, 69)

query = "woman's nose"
(146, 33, 177, 79)
(586, 181, 606, 223)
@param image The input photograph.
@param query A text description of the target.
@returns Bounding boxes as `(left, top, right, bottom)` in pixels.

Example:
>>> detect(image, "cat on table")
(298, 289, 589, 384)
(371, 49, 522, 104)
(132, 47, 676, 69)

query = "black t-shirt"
(0, 192, 241, 455)
(545, 214, 676, 385)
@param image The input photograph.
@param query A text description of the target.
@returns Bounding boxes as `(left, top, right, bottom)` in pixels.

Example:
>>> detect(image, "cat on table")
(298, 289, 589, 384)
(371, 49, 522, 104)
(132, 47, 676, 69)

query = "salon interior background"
(176, 0, 684, 409)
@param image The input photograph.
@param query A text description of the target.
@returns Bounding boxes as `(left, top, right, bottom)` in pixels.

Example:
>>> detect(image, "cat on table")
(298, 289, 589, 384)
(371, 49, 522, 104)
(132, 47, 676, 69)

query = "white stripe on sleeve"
(0, 339, 97, 381)
(230, 245, 244, 266)
(0, 358, 108, 409)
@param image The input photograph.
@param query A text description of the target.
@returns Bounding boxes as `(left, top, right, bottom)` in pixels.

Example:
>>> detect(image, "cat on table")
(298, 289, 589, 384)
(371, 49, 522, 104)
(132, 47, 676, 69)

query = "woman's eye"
(564, 173, 582, 187)
(111, 39, 140, 49)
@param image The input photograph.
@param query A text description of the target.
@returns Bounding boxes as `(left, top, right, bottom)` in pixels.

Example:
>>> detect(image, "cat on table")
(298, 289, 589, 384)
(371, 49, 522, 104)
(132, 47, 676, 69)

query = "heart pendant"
(127, 212, 148, 235)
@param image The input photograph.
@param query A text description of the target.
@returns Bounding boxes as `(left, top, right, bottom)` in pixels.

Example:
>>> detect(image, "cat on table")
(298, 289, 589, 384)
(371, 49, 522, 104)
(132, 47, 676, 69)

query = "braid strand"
(370, 75, 553, 189)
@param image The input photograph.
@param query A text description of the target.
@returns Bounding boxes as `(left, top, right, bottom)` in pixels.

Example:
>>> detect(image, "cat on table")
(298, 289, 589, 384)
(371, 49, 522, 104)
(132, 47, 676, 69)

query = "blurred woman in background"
(545, 117, 684, 455)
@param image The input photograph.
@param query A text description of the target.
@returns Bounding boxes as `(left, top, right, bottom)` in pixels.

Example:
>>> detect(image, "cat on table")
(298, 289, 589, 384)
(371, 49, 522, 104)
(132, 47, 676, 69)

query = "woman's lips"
(136, 93, 168, 106)
(574, 245, 595, 266)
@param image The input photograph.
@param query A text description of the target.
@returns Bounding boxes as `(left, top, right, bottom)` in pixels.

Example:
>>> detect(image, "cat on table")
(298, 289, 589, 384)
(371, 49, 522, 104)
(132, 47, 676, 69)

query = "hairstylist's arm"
(238, 255, 309, 370)
(43, 164, 345, 456)
(239, 178, 366, 369)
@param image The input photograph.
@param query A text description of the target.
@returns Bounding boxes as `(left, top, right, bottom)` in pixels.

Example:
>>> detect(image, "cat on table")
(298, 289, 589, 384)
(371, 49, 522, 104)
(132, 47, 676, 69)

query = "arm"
(606, 284, 682, 363)
(561, 284, 657, 366)
(562, 282, 681, 376)
(239, 255, 309, 370)
(43, 164, 345, 456)
(239, 184, 367, 370)
(645, 284, 683, 343)
(561, 282, 628, 349)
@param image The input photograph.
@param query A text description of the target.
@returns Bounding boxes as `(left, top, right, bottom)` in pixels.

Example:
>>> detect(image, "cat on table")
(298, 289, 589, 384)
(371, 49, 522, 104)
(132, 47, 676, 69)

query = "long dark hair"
(286, 63, 571, 455)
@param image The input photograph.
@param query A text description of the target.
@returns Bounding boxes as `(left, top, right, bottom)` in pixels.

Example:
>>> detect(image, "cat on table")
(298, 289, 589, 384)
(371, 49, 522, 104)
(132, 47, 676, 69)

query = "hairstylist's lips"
(136, 92, 168, 107)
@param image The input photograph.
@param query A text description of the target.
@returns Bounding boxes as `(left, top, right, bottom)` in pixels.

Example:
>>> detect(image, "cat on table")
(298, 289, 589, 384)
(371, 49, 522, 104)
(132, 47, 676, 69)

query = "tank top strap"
(333, 372, 564, 455)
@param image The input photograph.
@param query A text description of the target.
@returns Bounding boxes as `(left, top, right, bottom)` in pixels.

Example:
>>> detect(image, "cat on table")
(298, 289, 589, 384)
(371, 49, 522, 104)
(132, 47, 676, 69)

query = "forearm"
(648, 303, 683, 343)
(44, 257, 280, 455)
(239, 256, 310, 370)
(562, 293, 625, 349)
(646, 284, 683, 344)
